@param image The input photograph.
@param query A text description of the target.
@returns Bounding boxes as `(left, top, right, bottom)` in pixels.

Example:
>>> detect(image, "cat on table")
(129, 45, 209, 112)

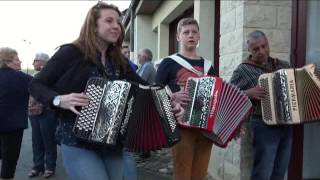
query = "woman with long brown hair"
(29, 2, 184, 180)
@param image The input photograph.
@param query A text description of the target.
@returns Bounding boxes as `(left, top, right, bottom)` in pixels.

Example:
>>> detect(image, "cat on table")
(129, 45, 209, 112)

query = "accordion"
(73, 77, 180, 152)
(182, 76, 252, 147)
(258, 64, 320, 125)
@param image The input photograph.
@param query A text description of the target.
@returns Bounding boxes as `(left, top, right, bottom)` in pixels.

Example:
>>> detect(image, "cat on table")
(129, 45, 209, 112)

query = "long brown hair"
(73, 2, 127, 72)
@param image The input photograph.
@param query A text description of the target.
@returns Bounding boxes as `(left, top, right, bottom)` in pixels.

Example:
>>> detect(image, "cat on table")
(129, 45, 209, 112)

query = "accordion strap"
(168, 53, 212, 76)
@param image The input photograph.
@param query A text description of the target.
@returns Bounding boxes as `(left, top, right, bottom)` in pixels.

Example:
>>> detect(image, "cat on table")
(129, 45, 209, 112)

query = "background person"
(136, 48, 156, 85)
(121, 45, 138, 71)
(28, 53, 57, 179)
(0, 47, 32, 179)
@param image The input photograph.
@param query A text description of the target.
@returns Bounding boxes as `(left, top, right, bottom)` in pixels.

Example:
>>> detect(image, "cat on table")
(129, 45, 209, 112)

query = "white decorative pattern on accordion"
(183, 76, 252, 148)
(259, 64, 320, 125)
(73, 77, 180, 152)
(73, 78, 131, 145)
(183, 77, 216, 130)
(120, 97, 134, 135)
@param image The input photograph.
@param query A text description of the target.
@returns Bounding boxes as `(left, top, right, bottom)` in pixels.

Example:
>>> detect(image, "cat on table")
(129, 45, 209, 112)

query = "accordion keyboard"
(153, 88, 176, 132)
(259, 78, 273, 123)
(74, 80, 105, 139)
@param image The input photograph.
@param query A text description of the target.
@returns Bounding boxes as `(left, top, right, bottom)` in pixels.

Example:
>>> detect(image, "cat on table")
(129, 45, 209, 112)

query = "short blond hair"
(177, 18, 199, 34)
(0, 47, 18, 68)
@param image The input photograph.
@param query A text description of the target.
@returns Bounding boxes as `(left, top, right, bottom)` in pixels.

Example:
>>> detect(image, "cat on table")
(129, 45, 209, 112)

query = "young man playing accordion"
(230, 30, 293, 180)
(156, 18, 216, 180)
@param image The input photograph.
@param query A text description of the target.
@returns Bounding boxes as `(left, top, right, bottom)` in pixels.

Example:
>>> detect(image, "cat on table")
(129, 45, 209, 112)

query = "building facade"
(122, 0, 320, 179)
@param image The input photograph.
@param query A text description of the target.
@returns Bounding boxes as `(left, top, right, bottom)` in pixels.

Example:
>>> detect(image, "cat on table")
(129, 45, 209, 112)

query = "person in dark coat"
(0, 47, 32, 179)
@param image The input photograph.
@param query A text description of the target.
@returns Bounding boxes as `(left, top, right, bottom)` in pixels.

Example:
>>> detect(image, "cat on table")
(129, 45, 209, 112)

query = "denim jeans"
(123, 150, 137, 180)
(61, 144, 123, 180)
(250, 115, 293, 180)
(29, 109, 57, 172)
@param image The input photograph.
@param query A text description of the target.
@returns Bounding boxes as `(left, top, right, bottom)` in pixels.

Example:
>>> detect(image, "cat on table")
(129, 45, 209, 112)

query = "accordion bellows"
(73, 78, 180, 152)
(259, 64, 320, 125)
(183, 76, 253, 148)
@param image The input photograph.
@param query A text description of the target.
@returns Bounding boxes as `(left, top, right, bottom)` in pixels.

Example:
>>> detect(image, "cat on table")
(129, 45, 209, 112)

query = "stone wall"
(210, 1, 292, 180)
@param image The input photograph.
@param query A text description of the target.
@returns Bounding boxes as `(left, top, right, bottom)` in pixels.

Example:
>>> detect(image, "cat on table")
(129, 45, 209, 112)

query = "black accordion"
(73, 77, 180, 152)
(182, 76, 252, 147)
(259, 64, 320, 125)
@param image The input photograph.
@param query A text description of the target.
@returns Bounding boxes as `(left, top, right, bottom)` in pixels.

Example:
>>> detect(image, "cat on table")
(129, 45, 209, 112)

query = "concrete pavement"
(2, 126, 214, 180)
(2, 127, 171, 180)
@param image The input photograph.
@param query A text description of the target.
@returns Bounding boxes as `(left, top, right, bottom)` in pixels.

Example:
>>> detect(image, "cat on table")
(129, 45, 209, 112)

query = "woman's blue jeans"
(250, 115, 293, 180)
(123, 150, 137, 180)
(61, 144, 123, 180)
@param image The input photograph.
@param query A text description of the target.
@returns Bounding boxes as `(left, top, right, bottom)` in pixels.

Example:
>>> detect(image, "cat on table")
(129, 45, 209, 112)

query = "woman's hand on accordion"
(171, 90, 191, 106)
(244, 87, 265, 100)
(59, 93, 89, 115)
(171, 101, 185, 123)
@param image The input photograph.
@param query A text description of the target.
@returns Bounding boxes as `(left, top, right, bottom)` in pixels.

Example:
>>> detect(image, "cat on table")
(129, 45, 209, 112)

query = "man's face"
(177, 24, 200, 51)
(121, 47, 130, 59)
(32, 60, 47, 71)
(138, 50, 147, 65)
(248, 37, 270, 64)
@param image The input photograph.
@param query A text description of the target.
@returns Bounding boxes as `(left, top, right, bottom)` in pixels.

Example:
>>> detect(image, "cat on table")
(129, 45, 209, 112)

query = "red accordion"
(182, 76, 252, 147)
(123, 86, 180, 152)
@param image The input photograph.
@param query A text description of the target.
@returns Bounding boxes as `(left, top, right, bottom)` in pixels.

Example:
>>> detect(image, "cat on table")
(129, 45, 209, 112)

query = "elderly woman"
(0, 47, 32, 179)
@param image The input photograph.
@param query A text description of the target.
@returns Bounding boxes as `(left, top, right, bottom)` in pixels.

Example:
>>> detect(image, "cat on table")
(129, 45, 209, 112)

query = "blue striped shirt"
(230, 56, 290, 115)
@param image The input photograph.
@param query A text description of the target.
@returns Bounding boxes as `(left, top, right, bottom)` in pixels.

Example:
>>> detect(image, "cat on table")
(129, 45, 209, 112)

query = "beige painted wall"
(194, 0, 215, 63)
(134, 15, 158, 64)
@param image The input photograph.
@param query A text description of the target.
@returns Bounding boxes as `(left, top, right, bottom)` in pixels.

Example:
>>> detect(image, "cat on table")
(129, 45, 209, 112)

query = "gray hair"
(142, 48, 153, 61)
(34, 53, 50, 61)
(247, 30, 267, 45)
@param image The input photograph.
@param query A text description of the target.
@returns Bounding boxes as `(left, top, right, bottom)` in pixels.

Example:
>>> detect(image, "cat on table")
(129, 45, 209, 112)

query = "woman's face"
(96, 9, 121, 44)
(7, 55, 21, 70)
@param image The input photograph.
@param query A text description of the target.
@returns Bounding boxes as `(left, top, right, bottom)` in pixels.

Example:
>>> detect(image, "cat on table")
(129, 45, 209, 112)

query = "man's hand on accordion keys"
(170, 101, 185, 123)
(244, 86, 266, 100)
(170, 90, 191, 106)
(58, 93, 89, 115)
